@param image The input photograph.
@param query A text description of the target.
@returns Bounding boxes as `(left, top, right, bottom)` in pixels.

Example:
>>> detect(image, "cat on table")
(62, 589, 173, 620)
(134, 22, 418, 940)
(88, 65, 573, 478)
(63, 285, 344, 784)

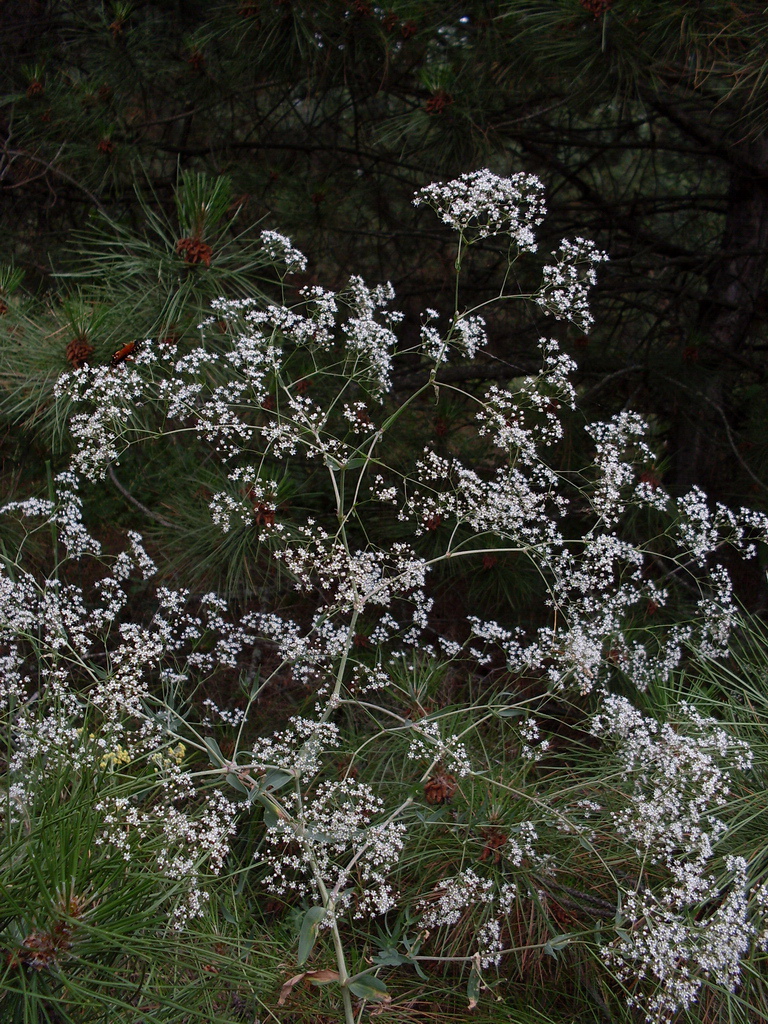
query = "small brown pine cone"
(66, 337, 94, 369)
(426, 90, 453, 115)
(187, 49, 206, 73)
(251, 501, 276, 528)
(424, 771, 457, 804)
(580, 0, 612, 15)
(26, 80, 44, 99)
(21, 930, 57, 970)
(0, 300, 8, 315)
(479, 827, 508, 864)
(176, 236, 213, 267)
(20, 921, 73, 971)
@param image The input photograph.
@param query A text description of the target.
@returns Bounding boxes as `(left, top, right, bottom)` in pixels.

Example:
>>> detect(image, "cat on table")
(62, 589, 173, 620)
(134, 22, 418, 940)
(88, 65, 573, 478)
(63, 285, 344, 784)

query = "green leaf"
(372, 947, 409, 968)
(262, 768, 294, 793)
(495, 705, 525, 718)
(297, 906, 326, 966)
(226, 772, 248, 794)
(220, 901, 238, 925)
(247, 670, 261, 698)
(347, 973, 390, 1003)
(543, 932, 572, 957)
(203, 736, 225, 767)
(467, 967, 481, 1010)
(250, 791, 285, 826)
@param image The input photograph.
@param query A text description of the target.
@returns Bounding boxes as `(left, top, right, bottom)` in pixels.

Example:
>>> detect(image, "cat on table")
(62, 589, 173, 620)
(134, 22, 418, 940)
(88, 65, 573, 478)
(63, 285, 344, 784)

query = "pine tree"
(3, 1, 768, 513)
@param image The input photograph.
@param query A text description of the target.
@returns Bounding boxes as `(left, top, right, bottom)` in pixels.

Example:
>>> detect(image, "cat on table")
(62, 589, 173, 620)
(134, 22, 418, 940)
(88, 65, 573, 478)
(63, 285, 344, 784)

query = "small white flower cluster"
(240, 609, 346, 688)
(592, 696, 759, 1019)
(55, 358, 150, 480)
(414, 169, 546, 248)
(343, 276, 402, 395)
(587, 412, 654, 525)
(260, 229, 308, 273)
(518, 717, 550, 761)
(96, 787, 239, 930)
(260, 779, 406, 917)
(405, 448, 558, 549)
(406, 716, 472, 776)
(249, 716, 341, 780)
(0, 488, 267, 930)
(419, 868, 496, 929)
(592, 695, 752, 870)
(420, 308, 446, 363)
(754, 879, 768, 951)
(504, 821, 539, 867)
(277, 525, 430, 618)
(674, 487, 768, 566)
(418, 310, 488, 364)
(342, 401, 373, 433)
(207, 470, 279, 534)
(418, 870, 520, 970)
(1, 470, 101, 559)
(452, 314, 487, 359)
(695, 565, 737, 659)
(609, 856, 754, 1023)
(209, 491, 248, 533)
(536, 237, 608, 331)
(202, 698, 246, 727)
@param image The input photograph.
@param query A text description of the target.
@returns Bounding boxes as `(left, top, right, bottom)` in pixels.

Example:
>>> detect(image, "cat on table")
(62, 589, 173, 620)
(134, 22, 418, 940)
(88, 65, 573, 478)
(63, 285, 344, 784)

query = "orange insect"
(109, 340, 138, 368)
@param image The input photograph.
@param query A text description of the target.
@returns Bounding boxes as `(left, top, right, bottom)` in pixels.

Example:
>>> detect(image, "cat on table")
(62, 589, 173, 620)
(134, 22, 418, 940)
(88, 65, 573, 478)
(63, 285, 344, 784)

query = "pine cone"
(580, 0, 612, 15)
(479, 827, 508, 864)
(176, 236, 213, 267)
(424, 771, 457, 804)
(66, 337, 94, 368)
(426, 90, 453, 115)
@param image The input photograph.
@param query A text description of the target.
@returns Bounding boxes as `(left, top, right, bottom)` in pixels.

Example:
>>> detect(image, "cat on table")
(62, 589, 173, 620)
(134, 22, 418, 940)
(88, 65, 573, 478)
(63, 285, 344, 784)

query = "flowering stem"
(308, 864, 356, 1024)
(322, 608, 359, 723)
(454, 235, 463, 314)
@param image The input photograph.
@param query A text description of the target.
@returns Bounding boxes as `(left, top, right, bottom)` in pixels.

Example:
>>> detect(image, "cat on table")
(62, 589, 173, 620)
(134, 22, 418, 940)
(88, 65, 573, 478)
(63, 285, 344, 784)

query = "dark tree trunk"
(672, 135, 768, 494)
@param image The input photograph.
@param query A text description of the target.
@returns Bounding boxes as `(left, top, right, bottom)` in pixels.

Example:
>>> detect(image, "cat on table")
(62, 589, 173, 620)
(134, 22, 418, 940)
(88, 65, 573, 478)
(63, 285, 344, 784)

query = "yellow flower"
(99, 745, 131, 770)
(150, 743, 187, 769)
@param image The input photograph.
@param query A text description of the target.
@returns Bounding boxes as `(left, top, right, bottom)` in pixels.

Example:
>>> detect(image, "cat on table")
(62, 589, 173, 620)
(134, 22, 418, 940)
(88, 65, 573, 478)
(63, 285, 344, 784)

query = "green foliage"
(0, 740, 278, 1023)
(4, 0, 768, 502)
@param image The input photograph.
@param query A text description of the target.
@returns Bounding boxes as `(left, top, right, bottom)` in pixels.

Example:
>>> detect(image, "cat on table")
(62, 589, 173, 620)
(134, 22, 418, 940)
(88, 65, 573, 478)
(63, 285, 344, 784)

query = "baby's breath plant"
(3, 169, 768, 1024)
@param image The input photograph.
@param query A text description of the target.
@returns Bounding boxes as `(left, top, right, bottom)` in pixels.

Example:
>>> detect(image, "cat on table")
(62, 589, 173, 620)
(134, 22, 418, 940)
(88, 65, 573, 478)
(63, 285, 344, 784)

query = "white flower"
(260, 230, 307, 272)
(414, 169, 546, 249)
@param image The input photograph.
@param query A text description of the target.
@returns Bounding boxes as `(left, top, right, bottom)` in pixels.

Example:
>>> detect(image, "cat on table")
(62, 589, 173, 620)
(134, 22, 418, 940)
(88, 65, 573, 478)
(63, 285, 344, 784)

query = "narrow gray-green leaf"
(297, 906, 326, 966)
